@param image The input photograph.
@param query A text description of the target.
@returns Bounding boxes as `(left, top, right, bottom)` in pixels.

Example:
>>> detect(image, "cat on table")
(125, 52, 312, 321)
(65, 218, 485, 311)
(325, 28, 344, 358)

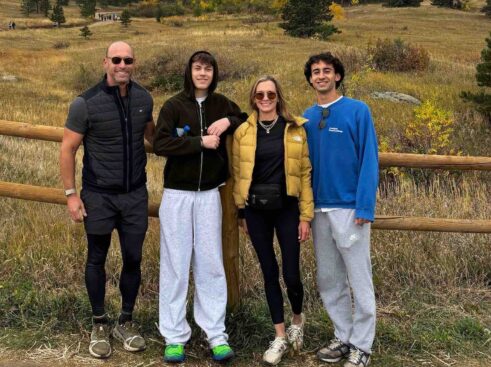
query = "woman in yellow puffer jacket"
(232, 75, 314, 365)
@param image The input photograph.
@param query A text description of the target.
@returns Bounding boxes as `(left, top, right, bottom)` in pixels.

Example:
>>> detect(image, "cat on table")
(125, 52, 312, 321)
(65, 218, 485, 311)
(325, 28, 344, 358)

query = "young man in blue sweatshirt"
(302, 53, 378, 367)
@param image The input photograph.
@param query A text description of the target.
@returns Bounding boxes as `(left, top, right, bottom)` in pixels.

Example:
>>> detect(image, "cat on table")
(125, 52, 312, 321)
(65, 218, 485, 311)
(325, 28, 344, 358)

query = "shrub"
(369, 38, 430, 72)
(136, 47, 260, 92)
(129, 3, 157, 18)
(386, 0, 422, 7)
(53, 41, 70, 49)
(404, 100, 456, 155)
(160, 3, 186, 17)
(71, 64, 100, 93)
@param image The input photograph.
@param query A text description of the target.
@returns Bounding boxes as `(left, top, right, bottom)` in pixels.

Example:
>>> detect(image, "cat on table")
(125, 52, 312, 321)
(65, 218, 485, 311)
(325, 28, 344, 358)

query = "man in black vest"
(60, 41, 154, 359)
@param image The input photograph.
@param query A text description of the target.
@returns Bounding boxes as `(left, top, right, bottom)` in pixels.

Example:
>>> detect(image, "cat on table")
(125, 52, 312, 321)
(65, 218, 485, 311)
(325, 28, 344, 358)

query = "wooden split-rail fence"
(1, 119, 490, 309)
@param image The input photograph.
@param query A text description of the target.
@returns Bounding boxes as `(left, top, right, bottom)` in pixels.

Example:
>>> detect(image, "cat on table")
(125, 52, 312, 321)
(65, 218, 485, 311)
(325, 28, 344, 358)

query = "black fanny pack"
(248, 184, 282, 210)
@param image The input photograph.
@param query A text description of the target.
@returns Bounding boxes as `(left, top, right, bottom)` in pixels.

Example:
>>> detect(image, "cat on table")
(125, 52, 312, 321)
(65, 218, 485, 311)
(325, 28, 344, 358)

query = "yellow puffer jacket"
(232, 112, 314, 222)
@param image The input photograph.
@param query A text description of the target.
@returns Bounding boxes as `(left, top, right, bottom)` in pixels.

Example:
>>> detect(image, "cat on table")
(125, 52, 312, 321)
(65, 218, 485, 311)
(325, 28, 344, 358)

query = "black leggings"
(245, 197, 304, 324)
(85, 229, 145, 316)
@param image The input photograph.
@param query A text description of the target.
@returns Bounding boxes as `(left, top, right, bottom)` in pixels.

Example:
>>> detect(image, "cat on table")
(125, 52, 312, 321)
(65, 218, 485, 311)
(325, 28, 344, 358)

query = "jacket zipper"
(116, 89, 131, 193)
(196, 101, 204, 191)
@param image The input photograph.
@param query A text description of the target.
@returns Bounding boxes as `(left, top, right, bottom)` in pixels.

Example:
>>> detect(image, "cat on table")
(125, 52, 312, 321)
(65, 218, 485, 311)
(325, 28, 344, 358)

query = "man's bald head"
(106, 41, 134, 58)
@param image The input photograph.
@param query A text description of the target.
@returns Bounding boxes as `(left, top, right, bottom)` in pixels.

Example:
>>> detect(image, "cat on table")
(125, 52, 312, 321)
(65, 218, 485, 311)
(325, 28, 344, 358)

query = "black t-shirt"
(251, 115, 286, 191)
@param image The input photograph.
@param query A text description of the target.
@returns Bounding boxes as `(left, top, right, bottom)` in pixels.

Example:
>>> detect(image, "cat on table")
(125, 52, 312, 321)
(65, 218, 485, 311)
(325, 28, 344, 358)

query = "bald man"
(60, 41, 155, 359)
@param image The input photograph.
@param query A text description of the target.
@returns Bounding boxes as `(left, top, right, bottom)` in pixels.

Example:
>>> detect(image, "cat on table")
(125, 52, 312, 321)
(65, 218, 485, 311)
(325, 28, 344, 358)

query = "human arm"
(144, 120, 155, 145)
(153, 100, 203, 156)
(208, 97, 247, 136)
(355, 105, 379, 223)
(60, 128, 86, 222)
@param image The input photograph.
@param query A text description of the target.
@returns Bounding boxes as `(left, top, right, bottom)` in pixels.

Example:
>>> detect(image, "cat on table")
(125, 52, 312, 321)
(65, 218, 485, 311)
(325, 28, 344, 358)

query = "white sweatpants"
(158, 188, 228, 348)
(312, 209, 376, 354)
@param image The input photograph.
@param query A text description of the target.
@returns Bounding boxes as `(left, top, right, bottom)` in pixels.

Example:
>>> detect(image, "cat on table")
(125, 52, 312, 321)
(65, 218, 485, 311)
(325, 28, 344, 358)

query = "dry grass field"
(0, 1, 490, 366)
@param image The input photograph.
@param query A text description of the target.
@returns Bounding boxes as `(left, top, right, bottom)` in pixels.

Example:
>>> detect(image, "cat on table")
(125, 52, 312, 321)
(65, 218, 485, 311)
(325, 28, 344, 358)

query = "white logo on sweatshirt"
(329, 127, 343, 133)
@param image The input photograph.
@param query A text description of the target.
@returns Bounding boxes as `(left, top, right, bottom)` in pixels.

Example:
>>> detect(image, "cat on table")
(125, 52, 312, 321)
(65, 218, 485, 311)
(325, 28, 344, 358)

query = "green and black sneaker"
(164, 344, 185, 363)
(211, 344, 235, 363)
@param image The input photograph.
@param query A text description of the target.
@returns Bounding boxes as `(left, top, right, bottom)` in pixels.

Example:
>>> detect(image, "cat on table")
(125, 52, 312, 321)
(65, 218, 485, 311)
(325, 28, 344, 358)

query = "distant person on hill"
(302, 52, 378, 367)
(232, 75, 313, 365)
(153, 50, 246, 364)
(60, 41, 155, 359)
(8, 21, 12, 30)
(12, 21, 15, 30)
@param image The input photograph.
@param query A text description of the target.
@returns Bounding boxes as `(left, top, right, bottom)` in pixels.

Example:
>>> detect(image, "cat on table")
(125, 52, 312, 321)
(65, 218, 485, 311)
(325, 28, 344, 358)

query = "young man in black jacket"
(153, 51, 246, 363)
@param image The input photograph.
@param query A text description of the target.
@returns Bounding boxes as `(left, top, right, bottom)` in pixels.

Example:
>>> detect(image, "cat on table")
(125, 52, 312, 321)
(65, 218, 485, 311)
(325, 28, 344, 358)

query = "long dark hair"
(184, 50, 219, 97)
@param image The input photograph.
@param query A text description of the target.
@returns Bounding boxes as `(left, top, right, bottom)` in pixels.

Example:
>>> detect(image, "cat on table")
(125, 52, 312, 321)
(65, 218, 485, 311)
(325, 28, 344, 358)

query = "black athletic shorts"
(80, 185, 148, 235)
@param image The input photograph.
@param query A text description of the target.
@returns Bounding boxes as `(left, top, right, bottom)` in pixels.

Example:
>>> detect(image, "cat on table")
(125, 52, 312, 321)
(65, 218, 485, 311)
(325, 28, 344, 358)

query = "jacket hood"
(183, 50, 218, 99)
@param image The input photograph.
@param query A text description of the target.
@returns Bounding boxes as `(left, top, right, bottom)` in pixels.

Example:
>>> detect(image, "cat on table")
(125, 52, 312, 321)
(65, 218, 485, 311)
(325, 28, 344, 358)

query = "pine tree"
(79, 0, 96, 18)
(79, 25, 93, 39)
(40, 0, 51, 16)
(461, 32, 491, 120)
(20, 0, 36, 16)
(120, 8, 131, 27)
(155, 4, 162, 22)
(280, 0, 339, 39)
(482, 0, 491, 16)
(50, 2, 66, 26)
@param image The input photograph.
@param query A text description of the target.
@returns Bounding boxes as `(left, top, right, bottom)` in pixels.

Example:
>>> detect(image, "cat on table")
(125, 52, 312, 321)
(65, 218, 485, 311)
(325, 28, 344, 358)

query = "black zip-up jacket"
(66, 76, 153, 194)
(153, 91, 247, 191)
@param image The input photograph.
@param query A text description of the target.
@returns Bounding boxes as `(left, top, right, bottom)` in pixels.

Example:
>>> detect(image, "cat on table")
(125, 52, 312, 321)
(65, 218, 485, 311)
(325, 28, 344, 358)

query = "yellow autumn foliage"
(405, 101, 456, 155)
(329, 3, 345, 20)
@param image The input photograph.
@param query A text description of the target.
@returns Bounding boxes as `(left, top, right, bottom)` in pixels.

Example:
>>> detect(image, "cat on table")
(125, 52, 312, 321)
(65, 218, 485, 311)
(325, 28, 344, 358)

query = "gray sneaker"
(89, 323, 112, 359)
(344, 347, 371, 367)
(112, 321, 146, 352)
(317, 337, 350, 363)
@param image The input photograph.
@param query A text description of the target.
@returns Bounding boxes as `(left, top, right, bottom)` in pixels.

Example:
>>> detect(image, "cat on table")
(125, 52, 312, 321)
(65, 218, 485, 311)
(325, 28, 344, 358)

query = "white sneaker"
(286, 313, 305, 352)
(263, 337, 289, 365)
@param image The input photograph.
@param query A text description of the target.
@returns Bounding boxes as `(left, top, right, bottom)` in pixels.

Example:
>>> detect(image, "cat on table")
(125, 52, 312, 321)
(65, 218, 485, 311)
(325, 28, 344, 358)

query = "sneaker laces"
(93, 324, 109, 340)
(327, 337, 344, 350)
(287, 324, 303, 341)
(348, 347, 363, 363)
(268, 338, 287, 353)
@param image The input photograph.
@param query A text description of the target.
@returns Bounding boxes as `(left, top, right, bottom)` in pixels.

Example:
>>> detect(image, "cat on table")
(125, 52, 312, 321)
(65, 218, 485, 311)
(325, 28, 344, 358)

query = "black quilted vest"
(80, 77, 153, 194)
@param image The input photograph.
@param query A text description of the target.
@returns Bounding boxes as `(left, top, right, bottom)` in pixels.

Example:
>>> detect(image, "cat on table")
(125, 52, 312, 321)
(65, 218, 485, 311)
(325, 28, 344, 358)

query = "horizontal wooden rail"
(0, 119, 154, 153)
(1, 119, 491, 170)
(1, 181, 490, 233)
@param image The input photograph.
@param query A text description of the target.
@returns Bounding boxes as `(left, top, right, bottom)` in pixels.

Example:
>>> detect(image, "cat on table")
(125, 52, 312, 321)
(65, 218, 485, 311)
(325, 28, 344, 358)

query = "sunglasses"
(319, 107, 329, 129)
(254, 91, 277, 101)
(108, 56, 134, 65)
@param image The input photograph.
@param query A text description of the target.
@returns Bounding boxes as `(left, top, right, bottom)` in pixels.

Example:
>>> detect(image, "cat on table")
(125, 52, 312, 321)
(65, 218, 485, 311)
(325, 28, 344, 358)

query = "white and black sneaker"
(344, 347, 371, 367)
(317, 337, 350, 363)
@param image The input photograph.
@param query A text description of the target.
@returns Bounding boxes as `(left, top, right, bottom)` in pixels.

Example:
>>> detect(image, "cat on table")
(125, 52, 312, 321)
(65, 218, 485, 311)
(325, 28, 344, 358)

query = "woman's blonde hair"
(248, 75, 295, 122)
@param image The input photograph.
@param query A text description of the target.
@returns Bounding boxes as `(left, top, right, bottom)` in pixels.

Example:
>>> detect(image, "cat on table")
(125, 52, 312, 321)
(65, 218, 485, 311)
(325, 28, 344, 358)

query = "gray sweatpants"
(312, 209, 376, 353)
(158, 188, 228, 348)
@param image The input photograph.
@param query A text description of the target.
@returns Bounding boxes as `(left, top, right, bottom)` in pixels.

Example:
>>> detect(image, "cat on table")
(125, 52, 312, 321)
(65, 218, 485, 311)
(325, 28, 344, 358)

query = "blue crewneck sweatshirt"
(303, 97, 379, 221)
